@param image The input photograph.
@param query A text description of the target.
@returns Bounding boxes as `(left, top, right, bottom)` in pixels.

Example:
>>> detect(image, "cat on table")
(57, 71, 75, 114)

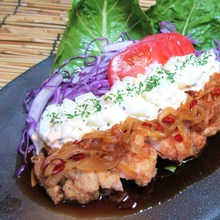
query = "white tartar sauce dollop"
(37, 51, 220, 152)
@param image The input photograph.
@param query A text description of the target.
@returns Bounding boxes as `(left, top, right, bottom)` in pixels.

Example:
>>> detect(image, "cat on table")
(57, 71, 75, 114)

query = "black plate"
(0, 56, 220, 220)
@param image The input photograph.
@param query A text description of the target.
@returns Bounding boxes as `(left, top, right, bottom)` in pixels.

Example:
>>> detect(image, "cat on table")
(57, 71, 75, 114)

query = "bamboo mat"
(0, 0, 155, 89)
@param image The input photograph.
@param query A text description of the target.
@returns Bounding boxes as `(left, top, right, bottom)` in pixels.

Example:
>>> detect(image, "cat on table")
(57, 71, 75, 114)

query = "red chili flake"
(73, 140, 80, 144)
(143, 122, 152, 128)
(70, 153, 85, 161)
(189, 99, 197, 110)
(41, 153, 56, 171)
(155, 122, 164, 132)
(51, 158, 65, 175)
(173, 134, 184, 142)
(41, 160, 50, 172)
(210, 88, 220, 97)
(162, 116, 175, 125)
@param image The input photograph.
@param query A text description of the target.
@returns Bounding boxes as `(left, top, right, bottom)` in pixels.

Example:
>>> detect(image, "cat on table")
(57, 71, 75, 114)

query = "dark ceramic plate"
(0, 56, 220, 220)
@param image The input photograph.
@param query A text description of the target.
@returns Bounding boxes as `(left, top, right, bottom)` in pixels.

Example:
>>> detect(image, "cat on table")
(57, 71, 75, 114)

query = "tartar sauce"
(37, 51, 220, 151)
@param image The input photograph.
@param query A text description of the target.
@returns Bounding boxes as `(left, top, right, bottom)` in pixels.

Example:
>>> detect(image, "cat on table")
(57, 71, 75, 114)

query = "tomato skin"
(108, 32, 195, 86)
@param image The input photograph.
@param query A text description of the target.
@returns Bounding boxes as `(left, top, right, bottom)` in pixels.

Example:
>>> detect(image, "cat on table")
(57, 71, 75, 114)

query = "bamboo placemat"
(0, 0, 155, 89)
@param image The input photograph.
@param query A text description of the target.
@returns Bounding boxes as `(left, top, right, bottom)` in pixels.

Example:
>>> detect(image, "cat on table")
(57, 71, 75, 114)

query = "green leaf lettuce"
(146, 0, 220, 50)
(52, 0, 151, 72)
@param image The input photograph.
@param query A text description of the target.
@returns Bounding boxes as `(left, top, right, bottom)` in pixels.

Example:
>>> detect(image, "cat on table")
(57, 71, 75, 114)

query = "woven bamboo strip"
(16, 6, 69, 16)
(0, 15, 6, 20)
(0, 7, 16, 13)
(0, 0, 18, 3)
(0, 5, 16, 17)
(0, 56, 49, 63)
(0, 2, 18, 6)
(0, 59, 48, 65)
(0, 49, 51, 56)
(0, 67, 37, 74)
(0, 32, 60, 39)
(0, 60, 46, 67)
(0, 35, 57, 43)
(0, 48, 51, 56)
(0, 30, 61, 37)
(0, 67, 26, 73)
(0, 64, 29, 70)
(1, 25, 65, 34)
(4, 21, 66, 29)
(0, 40, 52, 47)
(7, 14, 68, 25)
(0, 64, 37, 70)
(0, 43, 53, 50)
(0, 50, 48, 55)
(23, 0, 70, 3)
(0, 1, 67, 88)
(20, 2, 70, 11)
(0, 59, 46, 68)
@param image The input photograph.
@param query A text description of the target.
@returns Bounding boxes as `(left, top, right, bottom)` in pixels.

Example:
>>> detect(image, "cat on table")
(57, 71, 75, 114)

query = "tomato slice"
(107, 32, 195, 85)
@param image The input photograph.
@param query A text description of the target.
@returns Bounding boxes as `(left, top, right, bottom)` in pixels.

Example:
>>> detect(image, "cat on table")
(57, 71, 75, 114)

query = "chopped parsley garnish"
(174, 53, 212, 71)
(143, 75, 161, 91)
(104, 72, 164, 104)
(47, 98, 102, 123)
(89, 98, 102, 112)
(47, 112, 62, 124)
(156, 67, 176, 83)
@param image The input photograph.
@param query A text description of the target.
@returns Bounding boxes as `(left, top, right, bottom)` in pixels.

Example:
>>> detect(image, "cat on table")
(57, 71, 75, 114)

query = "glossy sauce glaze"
(17, 133, 220, 219)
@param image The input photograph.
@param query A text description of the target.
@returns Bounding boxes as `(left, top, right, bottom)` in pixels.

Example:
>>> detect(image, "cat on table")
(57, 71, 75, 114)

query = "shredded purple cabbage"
(160, 21, 177, 33)
(213, 38, 220, 61)
(17, 35, 136, 177)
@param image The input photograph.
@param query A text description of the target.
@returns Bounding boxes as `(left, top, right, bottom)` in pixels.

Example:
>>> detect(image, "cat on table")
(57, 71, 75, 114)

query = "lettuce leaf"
(53, 0, 220, 73)
(52, 0, 152, 72)
(146, 0, 220, 50)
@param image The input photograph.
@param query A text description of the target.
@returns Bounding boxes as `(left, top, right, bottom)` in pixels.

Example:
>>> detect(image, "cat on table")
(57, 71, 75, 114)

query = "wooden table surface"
(0, 0, 155, 89)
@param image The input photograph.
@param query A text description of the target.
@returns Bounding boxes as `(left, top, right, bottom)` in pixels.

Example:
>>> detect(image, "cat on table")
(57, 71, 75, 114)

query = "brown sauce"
(16, 134, 220, 219)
